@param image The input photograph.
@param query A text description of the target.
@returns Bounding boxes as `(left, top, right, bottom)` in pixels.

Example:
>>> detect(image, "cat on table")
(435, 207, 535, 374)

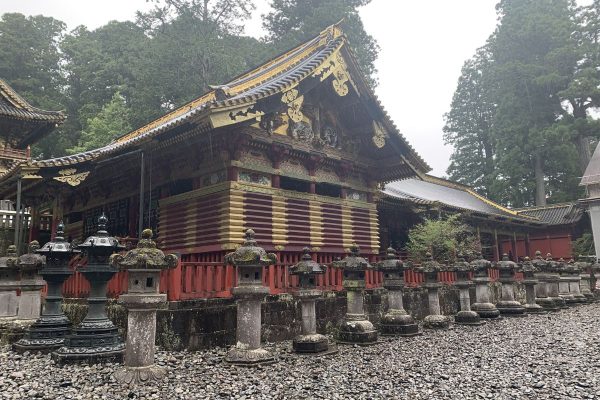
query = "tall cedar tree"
(263, 0, 379, 87)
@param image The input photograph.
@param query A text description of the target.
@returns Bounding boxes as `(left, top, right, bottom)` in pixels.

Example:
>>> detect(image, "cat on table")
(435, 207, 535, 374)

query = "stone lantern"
(566, 259, 586, 303)
(0, 246, 19, 323)
(15, 241, 45, 322)
(495, 254, 525, 316)
(111, 228, 178, 384)
(52, 214, 126, 364)
(225, 229, 277, 365)
(592, 261, 600, 300)
(416, 254, 451, 329)
(334, 243, 378, 345)
(557, 258, 576, 305)
(377, 247, 419, 336)
(470, 253, 500, 319)
(545, 253, 567, 309)
(532, 251, 557, 311)
(13, 222, 79, 353)
(576, 256, 594, 302)
(520, 257, 544, 314)
(289, 247, 332, 353)
(453, 254, 484, 326)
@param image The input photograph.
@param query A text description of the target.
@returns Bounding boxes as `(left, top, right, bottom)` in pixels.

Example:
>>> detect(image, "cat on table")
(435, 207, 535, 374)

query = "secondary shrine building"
(0, 24, 430, 297)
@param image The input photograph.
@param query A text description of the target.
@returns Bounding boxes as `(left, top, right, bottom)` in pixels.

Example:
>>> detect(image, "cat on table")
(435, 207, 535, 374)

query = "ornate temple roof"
(0, 78, 65, 147)
(382, 175, 543, 225)
(0, 23, 428, 188)
(514, 202, 584, 226)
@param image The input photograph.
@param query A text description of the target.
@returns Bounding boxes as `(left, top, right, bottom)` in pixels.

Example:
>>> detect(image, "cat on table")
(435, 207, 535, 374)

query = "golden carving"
(281, 89, 304, 123)
(53, 171, 90, 187)
(372, 121, 387, 149)
(274, 244, 285, 251)
(313, 49, 350, 97)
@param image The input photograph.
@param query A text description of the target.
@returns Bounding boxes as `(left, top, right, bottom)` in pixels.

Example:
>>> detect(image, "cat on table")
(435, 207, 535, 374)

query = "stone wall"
(57, 281, 526, 351)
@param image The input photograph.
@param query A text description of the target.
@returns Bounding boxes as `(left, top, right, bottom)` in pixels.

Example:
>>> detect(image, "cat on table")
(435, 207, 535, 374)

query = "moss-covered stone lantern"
(546, 253, 567, 309)
(576, 255, 594, 302)
(111, 228, 178, 385)
(454, 254, 484, 326)
(289, 247, 332, 353)
(521, 257, 544, 314)
(495, 254, 525, 316)
(470, 252, 500, 319)
(416, 254, 451, 329)
(52, 214, 126, 364)
(377, 247, 419, 336)
(14, 222, 79, 353)
(334, 244, 378, 345)
(532, 251, 557, 311)
(225, 229, 277, 365)
(566, 259, 586, 303)
(0, 246, 19, 336)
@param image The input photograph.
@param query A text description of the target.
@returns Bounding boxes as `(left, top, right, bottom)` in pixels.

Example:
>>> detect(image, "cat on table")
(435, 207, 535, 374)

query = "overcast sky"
(1, 0, 502, 176)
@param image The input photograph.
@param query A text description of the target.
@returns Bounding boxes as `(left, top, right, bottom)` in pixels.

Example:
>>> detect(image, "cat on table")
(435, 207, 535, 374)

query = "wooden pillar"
(28, 206, 40, 242)
(493, 228, 500, 262)
(271, 174, 280, 189)
(227, 166, 238, 181)
(476, 226, 482, 251)
(309, 182, 316, 194)
(512, 232, 518, 261)
(525, 233, 531, 258)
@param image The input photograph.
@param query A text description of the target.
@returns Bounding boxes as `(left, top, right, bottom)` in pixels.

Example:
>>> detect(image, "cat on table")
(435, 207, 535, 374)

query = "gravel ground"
(2, 303, 600, 400)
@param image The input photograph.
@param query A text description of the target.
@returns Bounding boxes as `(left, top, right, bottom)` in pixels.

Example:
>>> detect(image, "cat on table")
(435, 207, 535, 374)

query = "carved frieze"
(238, 171, 271, 186)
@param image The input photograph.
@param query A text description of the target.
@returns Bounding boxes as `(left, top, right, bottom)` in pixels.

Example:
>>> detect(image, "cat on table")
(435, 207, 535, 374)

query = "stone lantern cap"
(38, 221, 80, 261)
(575, 255, 591, 272)
(544, 253, 560, 273)
(564, 259, 581, 274)
(333, 243, 372, 272)
(414, 253, 445, 273)
(0, 245, 18, 271)
(469, 252, 491, 272)
(289, 247, 326, 277)
(452, 254, 473, 273)
(495, 254, 517, 272)
(78, 214, 125, 258)
(520, 257, 537, 273)
(376, 247, 403, 272)
(111, 229, 178, 271)
(225, 229, 276, 267)
(531, 251, 549, 273)
(17, 241, 45, 272)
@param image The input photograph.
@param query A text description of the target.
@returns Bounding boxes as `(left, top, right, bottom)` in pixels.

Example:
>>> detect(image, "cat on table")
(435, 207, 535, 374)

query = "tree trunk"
(534, 153, 546, 206)
(575, 134, 592, 174)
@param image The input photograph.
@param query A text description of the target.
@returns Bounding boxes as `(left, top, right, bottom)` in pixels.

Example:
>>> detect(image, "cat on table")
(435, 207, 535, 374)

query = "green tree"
(67, 92, 132, 154)
(263, 0, 379, 86)
(404, 215, 479, 263)
(443, 46, 497, 198)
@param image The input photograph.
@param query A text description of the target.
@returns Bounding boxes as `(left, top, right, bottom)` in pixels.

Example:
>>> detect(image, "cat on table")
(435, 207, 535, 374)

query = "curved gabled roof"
(0, 79, 65, 124)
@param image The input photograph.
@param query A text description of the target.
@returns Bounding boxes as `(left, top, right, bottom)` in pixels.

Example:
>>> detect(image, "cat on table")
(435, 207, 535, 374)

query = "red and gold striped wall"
(158, 181, 379, 255)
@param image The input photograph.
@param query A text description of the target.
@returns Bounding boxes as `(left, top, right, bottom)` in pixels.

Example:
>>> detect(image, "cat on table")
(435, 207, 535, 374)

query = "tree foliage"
(263, 0, 379, 86)
(404, 215, 480, 263)
(445, 0, 600, 207)
(67, 92, 132, 154)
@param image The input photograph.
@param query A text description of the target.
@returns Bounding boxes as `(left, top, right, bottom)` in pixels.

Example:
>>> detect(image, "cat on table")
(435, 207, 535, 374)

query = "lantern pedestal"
(548, 274, 567, 309)
(523, 279, 544, 314)
(535, 274, 558, 311)
(114, 294, 167, 384)
(52, 267, 125, 364)
(580, 271, 595, 302)
(495, 256, 525, 317)
(226, 287, 274, 365)
(337, 287, 378, 344)
(292, 290, 329, 353)
(379, 291, 420, 336)
(423, 283, 451, 330)
(471, 277, 500, 319)
(558, 274, 576, 305)
(455, 282, 484, 326)
(13, 269, 72, 352)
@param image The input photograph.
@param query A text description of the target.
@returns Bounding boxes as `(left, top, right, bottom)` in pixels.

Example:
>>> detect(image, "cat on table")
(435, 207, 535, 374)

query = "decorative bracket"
(53, 169, 90, 187)
(281, 88, 304, 123)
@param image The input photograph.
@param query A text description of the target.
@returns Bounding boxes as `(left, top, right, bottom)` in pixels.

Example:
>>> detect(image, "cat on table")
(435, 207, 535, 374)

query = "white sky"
(0, 0, 502, 176)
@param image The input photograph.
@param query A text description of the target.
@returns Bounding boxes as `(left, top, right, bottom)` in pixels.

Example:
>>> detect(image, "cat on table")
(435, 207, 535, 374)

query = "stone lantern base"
(496, 301, 526, 317)
(13, 314, 72, 353)
(292, 333, 330, 353)
(471, 303, 501, 319)
(524, 303, 545, 313)
(535, 297, 559, 311)
(337, 319, 378, 345)
(225, 346, 275, 366)
(114, 365, 167, 385)
(559, 293, 577, 305)
(455, 310, 485, 326)
(423, 314, 451, 330)
(380, 311, 420, 336)
(551, 296, 568, 309)
(583, 292, 595, 302)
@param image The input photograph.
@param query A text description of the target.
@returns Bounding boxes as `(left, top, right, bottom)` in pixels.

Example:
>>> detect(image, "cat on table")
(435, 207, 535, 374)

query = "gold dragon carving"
(53, 168, 90, 187)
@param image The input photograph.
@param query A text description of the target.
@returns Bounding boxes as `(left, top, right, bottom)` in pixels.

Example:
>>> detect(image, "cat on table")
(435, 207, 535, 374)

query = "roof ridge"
(515, 202, 577, 212)
(0, 79, 65, 116)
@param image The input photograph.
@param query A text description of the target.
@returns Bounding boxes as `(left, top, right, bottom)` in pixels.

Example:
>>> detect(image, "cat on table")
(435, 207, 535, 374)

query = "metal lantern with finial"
(225, 229, 277, 365)
(0, 245, 19, 321)
(494, 254, 525, 316)
(14, 221, 80, 353)
(52, 214, 126, 364)
(377, 247, 420, 336)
